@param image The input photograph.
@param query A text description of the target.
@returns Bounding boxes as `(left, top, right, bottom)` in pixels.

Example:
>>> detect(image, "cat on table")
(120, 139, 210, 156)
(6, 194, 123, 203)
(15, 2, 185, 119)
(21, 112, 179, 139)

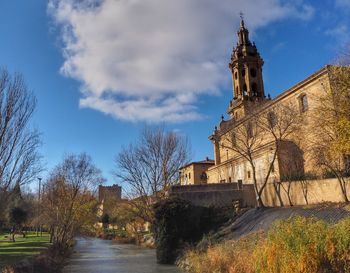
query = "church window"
(231, 132, 237, 147)
(243, 83, 247, 95)
(252, 82, 258, 96)
(300, 94, 308, 112)
(267, 112, 277, 128)
(344, 155, 350, 175)
(247, 122, 253, 138)
(250, 68, 257, 77)
(200, 172, 207, 180)
(234, 71, 238, 79)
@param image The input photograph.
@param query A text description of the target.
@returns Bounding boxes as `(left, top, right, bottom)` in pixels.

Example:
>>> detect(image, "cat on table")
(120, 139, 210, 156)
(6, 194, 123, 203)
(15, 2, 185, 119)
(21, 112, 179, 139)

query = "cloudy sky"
(0, 0, 349, 185)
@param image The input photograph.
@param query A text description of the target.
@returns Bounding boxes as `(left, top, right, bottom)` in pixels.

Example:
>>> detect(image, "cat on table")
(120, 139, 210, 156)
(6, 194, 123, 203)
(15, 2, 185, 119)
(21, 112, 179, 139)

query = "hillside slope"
(213, 204, 350, 242)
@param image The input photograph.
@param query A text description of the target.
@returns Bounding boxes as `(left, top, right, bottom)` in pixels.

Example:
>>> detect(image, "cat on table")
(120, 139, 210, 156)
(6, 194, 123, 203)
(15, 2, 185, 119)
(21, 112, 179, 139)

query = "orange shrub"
(179, 233, 261, 273)
(179, 216, 350, 273)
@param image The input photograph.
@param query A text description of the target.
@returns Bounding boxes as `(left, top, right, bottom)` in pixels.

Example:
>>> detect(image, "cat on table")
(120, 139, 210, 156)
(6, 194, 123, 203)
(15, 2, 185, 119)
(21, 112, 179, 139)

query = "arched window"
(231, 132, 236, 147)
(234, 71, 238, 79)
(243, 83, 247, 96)
(267, 112, 277, 128)
(299, 94, 308, 112)
(251, 82, 258, 96)
(241, 68, 246, 77)
(246, 122, 253, 139)
(250, 68, 257, 77)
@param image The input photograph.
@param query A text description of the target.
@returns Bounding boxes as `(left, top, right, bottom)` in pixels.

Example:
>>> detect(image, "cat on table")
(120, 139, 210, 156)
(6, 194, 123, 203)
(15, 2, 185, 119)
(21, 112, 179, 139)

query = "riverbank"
(0, 232, 75, 273)
(178, 204, 350, 273)
(1, 244, 72, 273)
(96, 227, 156, 248)
(0, 232, 51, 269)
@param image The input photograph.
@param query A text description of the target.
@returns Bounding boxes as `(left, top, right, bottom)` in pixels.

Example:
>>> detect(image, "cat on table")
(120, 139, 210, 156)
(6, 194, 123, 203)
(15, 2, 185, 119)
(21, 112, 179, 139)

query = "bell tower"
(228, 16, 266, 119)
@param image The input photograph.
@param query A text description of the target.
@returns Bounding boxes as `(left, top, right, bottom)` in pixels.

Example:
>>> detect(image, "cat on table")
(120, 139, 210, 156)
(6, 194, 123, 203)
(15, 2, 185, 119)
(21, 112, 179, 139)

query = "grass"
(0, 232, 51, 268)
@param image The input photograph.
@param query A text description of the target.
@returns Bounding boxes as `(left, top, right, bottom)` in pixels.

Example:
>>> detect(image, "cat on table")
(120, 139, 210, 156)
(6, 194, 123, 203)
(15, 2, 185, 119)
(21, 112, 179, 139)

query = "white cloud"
(336, 0, 350, 9)
(48, 0, 314, 123)
(325, 24, 350, 46)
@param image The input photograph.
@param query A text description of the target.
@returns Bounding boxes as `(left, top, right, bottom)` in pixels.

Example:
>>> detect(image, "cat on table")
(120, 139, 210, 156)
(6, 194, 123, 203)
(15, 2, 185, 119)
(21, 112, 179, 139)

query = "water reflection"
(63, 237, 182, 273)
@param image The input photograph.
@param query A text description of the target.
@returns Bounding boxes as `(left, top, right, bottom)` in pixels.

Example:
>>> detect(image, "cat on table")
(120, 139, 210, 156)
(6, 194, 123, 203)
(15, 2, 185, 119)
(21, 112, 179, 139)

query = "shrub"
(179, 233, 261, 273)
(255, 216, 329, 273)
(153, 197, 230, 264)
(326, 218, 350, 272)
(180, 216, 350, 273)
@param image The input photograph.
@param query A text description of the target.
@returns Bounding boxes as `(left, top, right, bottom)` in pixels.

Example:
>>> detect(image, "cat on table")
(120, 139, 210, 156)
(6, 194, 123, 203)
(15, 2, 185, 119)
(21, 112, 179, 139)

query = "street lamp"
(37, 177, 42, 236)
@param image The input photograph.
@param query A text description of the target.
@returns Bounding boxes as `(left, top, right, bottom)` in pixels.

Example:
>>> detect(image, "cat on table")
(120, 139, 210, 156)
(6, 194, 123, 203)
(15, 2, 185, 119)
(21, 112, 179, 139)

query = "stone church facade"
(181, 19, 345, 192)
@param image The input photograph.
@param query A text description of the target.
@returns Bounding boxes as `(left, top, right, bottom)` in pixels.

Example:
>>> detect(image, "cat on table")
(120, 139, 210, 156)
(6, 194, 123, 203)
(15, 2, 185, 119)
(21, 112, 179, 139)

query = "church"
(178, 19, 350, 206)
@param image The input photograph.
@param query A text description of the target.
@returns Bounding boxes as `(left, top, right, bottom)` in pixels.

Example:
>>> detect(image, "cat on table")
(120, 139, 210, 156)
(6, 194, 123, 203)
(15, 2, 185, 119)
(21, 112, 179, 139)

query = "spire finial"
(239, 11, 245, 27)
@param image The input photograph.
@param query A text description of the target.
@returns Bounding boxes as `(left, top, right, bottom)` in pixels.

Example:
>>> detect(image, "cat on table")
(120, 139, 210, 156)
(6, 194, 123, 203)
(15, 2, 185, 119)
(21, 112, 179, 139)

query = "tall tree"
(42, 153, 104, 248)
(221, 103, 301, 207)
(114, 126, 191, 223)
(0, 68, 42, 226)
(310, 64, 350, 202)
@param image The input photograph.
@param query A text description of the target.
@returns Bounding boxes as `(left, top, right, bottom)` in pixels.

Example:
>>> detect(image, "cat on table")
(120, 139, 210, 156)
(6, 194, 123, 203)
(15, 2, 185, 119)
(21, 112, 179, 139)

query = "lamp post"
(37, 177, 42, 236)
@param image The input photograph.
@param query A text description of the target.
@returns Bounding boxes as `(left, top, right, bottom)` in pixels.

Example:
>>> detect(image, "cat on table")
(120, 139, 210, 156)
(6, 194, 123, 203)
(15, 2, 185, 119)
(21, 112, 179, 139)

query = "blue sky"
(0, 0, 349, 188)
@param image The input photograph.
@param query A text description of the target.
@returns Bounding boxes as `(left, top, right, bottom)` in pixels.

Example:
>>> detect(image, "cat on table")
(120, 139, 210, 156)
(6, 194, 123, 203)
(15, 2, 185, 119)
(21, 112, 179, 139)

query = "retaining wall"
(262, 178, 350, 206)
(170, 183, 256, 207)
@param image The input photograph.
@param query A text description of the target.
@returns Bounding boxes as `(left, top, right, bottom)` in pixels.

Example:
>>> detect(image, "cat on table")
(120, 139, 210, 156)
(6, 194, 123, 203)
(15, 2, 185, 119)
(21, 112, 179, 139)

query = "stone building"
(179, 18, 349, 198)
(98, 184, 122, 203)
(179, 157, 214, 185)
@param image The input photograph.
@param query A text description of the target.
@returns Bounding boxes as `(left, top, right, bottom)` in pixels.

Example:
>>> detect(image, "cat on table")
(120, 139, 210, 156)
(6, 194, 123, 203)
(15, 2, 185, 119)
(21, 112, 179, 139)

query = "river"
(63, 237, 183, 273)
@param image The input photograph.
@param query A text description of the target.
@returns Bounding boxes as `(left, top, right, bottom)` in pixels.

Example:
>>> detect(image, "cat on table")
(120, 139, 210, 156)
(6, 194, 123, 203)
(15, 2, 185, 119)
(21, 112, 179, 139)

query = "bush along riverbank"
(95, 227, 156, 247)
(1, 242, 74, 273)
(178, 216, 350, 273)
(153, 197, 232, 264)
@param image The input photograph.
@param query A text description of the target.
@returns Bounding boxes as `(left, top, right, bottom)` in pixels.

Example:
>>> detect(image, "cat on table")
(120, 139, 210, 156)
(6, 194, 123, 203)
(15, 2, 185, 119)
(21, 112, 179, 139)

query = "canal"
(63, 237, 183, 273)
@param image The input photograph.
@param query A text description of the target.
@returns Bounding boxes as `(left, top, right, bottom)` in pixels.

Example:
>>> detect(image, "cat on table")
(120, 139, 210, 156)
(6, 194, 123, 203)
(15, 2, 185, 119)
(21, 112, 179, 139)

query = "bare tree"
(0, 69, 42, 225)
(42, 153, 105, 248)
(222, 103, 301, 207)
(114, 126, 191, 223)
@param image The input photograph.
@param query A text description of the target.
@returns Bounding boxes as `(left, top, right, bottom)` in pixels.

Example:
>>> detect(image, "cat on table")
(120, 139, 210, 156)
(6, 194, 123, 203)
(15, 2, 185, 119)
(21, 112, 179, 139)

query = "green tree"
(9, 207, 28, 242)
(101, 213, 110, 229)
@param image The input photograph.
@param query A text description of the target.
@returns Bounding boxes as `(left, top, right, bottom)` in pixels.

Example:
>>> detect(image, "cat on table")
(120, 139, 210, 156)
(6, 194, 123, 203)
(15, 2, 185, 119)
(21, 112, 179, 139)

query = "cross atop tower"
(239, 12, 245, 28)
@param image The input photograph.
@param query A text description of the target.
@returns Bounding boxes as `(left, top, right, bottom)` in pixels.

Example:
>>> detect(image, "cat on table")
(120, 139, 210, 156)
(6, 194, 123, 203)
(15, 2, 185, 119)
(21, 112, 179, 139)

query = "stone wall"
(170, 183, 256, 208)
(261, 178, 350, 207)
(172, 177, 350, 208)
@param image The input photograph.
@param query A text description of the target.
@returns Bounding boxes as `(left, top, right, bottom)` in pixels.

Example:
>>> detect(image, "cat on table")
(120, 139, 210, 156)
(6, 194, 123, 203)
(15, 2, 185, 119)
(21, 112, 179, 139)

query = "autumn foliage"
(180, 216, 350, 273)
